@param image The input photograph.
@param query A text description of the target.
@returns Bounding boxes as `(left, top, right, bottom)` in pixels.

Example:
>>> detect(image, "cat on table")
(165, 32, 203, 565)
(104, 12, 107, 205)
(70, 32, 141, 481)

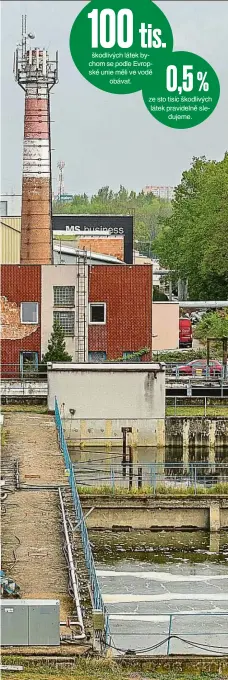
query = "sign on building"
(52, 214, 133, 264)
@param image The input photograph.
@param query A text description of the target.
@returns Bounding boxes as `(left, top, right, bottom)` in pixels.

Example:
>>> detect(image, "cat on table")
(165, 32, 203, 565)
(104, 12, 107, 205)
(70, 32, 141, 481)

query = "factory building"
(1, 263, 153, 376)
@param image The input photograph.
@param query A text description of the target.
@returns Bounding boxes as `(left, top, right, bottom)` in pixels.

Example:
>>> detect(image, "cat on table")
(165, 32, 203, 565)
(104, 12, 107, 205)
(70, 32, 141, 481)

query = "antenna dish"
(28, 32, 35, 39)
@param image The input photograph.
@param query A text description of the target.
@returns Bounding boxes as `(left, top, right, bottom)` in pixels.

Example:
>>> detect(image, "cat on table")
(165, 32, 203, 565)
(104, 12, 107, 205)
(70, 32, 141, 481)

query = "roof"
(47, 362, 165, 372)
(53, 244, 124, 264)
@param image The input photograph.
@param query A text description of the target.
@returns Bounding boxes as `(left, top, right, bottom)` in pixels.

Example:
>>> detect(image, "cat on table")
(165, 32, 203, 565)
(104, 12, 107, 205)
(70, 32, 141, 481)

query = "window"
(20, 352, 39, 375)
(21, 302, 38, 324)
(123, 352, 141, 362)
(89, 303, 106, 325)
(88, 351, 107, 363)
(53, 286, 75, 307)
(53, 311, 75, 336)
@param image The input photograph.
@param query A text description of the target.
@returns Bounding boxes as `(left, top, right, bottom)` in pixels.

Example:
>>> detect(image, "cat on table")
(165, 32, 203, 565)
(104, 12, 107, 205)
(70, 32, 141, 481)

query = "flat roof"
(47, 362, 165, 372)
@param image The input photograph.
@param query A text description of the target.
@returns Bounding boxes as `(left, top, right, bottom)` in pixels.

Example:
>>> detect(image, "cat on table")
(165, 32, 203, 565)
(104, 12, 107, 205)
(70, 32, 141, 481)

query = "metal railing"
(166, 611, 228, 656)
(166, 395, 228, 415)
(110, 611, 228, 655)
(72, 460, 228, 494)
(1, 364, 47, 380)
(165, 362, 228, 380)
(54, 397, 110, 645)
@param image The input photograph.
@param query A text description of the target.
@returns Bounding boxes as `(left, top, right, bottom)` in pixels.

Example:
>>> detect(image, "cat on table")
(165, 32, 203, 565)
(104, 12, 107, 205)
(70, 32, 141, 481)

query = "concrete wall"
(41, 264, 88, 362)
(48, 363, 166, 446)
(81, 495, 228, 531)
(152, 302, 179, 351)
(166, 417, 228, 449)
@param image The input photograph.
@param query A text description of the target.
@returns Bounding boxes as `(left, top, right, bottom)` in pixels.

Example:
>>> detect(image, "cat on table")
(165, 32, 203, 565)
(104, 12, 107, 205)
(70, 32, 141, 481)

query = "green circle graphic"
(70, 0, 173, 95)
(142, 51, 220, 128)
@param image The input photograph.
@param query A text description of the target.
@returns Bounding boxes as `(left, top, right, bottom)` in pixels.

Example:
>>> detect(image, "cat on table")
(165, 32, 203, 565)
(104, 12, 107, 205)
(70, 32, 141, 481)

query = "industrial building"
(1, 262, 153, 375)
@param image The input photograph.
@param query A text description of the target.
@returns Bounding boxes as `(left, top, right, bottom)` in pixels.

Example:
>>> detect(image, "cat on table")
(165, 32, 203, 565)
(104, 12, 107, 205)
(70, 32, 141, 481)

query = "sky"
(1, 0, 227, 196)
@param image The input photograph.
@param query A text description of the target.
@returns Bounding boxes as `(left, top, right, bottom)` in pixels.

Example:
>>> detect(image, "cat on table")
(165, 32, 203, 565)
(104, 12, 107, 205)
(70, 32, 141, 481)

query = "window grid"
(53, 286, 75, 307)
(53, 311, 75, 336)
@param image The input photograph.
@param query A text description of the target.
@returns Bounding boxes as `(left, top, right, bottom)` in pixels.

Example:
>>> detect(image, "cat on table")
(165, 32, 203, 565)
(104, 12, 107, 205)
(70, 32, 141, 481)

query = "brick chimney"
(14, 31, 58, 264)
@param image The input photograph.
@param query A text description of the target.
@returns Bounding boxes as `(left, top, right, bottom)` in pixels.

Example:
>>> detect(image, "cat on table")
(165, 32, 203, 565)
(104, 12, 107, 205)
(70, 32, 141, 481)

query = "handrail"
(58, 487, 85, 640)
(54, 397, 110, 645)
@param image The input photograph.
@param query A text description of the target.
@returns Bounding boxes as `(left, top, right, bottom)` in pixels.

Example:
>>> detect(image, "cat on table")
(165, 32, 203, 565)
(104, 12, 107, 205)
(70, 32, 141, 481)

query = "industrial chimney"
(14, 16, 58, 264)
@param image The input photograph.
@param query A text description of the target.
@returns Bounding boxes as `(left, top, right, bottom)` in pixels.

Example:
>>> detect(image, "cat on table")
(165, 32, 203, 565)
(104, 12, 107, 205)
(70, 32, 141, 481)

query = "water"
(69, 445, 228, 490)
(89, 530, 228, 655)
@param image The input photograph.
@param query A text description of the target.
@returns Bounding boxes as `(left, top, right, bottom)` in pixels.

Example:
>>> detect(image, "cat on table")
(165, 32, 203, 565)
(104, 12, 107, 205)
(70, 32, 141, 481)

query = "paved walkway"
(2, 413, 73, 622)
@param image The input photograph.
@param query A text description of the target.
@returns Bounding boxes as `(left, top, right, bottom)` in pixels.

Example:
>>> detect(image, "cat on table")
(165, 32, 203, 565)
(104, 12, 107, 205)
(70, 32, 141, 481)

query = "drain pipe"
(58, 488, 86, 640)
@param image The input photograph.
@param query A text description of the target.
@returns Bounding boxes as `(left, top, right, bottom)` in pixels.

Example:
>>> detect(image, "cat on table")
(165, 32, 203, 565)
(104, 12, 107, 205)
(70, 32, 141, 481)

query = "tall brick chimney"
(14, 17, 58, 264)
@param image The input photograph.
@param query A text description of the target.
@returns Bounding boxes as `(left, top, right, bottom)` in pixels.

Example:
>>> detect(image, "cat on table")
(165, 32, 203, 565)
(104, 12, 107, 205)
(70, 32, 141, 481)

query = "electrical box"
(1, 599, 60, 646)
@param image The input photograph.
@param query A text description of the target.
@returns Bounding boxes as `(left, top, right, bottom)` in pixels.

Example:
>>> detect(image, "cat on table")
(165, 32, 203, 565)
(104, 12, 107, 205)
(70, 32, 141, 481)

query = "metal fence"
(166, 362, 228, 380)
(167, 395, 228, 415)
(109, 611, 228, 656)
(72, 459, 228, 494)
(1, 364, 47, 380)
(54, 397, 110, 645)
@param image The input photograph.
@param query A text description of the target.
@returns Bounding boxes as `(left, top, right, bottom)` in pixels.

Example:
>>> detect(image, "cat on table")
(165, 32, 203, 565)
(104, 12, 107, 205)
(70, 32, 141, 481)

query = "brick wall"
(78, 236, 124, 261)
(88, 265, 152, 360)
(1, 265, 41, 371)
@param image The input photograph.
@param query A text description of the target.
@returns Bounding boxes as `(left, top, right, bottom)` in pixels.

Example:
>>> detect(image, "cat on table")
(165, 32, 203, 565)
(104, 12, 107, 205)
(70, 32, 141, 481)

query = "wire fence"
(54, 397, 110, 645)
(72, 460, 228, 494)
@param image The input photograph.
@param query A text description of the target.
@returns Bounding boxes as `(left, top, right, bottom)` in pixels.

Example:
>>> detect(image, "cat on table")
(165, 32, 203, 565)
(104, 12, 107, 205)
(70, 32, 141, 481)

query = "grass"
(1, 404, 48, 413)
(78, 482, 228, 496)
(1, 658, 225, 680)
(166, 405, 228, 416)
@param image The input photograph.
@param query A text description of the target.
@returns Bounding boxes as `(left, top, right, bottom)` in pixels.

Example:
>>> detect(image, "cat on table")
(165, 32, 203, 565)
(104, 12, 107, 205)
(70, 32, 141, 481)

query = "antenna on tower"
(14, 15, 35, 83)
(57, 161, 65, 202)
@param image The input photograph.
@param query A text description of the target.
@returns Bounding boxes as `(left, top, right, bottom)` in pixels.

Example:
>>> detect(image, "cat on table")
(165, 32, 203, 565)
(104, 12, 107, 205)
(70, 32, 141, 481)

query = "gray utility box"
(1, 599, 60, 646)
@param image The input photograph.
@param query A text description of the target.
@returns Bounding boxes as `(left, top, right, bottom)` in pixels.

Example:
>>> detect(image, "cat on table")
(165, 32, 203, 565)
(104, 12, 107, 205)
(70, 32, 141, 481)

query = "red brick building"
(1, 265, 41, 376)
(1, 264, 152, 374)
(88, 265, 152, 361)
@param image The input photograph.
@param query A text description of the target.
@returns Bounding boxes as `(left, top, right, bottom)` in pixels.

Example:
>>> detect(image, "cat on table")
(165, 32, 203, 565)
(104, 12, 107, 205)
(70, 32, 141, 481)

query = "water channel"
(90, 530, 228, 655)
(69, 445, 228, 490)
(69, 444, 228, 653)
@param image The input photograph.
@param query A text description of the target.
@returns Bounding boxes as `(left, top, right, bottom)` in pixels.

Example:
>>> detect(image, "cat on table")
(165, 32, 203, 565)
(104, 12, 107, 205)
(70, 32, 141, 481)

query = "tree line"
(54, 152, 228, 299)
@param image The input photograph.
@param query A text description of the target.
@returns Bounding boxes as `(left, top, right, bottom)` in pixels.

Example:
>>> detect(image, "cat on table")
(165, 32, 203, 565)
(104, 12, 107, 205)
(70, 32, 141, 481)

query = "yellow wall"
(0, 218, 21, 264)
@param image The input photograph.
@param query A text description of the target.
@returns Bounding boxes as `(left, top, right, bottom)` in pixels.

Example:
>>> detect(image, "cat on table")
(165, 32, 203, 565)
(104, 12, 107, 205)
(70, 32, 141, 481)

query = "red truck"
(179, 317, 192, 348)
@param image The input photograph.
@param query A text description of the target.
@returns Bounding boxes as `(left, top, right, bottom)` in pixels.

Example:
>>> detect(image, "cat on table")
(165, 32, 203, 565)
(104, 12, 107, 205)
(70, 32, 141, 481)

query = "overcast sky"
(1, 0, 227, 196)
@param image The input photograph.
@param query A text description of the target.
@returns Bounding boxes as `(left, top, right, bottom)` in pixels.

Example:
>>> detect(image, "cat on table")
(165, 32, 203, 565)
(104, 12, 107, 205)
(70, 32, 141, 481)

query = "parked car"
(173, 359, 223, 377)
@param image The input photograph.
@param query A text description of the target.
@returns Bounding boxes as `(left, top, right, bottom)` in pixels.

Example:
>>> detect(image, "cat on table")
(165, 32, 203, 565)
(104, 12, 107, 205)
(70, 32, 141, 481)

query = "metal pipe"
(179, 301, 228, 308)
(58, 488, 86, 639)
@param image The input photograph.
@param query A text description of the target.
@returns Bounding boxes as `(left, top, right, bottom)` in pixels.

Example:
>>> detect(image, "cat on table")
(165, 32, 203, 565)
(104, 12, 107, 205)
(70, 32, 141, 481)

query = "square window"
(53, 311, 75, 336)
(89, 303, 106, 325)
(21, 302, 38, 324)
(53, 286, 75, 307)
(88, 351, 107, 362)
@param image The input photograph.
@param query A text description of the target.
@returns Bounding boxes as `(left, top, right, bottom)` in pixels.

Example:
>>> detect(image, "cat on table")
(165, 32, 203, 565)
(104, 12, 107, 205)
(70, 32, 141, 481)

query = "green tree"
(41, 319, 72, 363)
(53, 185, 172, 257)
(194, 310, 228, 344)
(153, 287, 168, 301)
(153, 153, 228, 299)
